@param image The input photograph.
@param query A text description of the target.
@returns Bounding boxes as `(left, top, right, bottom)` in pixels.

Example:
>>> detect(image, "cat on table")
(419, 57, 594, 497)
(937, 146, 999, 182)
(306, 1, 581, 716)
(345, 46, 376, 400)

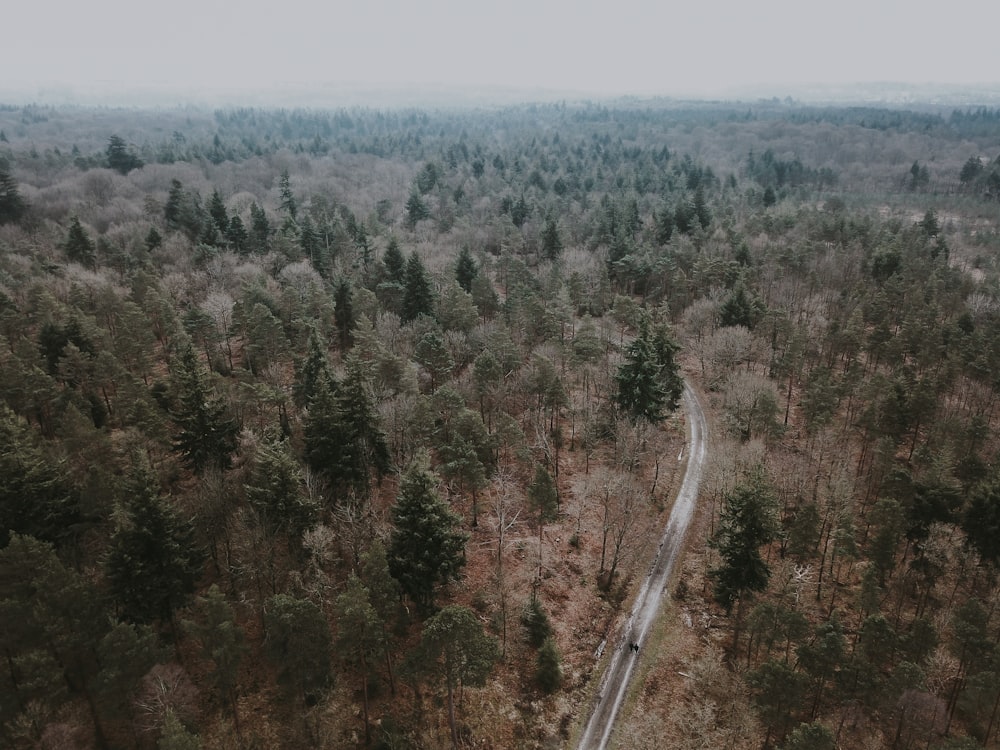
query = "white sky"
(3, 0, 998, 99)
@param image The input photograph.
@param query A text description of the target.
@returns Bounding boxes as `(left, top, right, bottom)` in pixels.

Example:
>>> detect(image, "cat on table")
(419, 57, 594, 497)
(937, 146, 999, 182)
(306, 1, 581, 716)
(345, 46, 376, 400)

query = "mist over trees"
(1, 96, 1000, 748)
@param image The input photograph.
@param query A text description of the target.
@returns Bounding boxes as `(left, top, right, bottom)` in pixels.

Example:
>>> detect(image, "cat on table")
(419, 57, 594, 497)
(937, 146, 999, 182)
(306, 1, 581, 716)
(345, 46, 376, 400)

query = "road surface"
(574, 383, 707, 750)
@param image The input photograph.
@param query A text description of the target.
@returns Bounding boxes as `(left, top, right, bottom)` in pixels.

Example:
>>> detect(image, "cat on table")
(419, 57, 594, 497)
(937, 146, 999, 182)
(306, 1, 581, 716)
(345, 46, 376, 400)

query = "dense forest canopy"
(2, 97, 1000, 750)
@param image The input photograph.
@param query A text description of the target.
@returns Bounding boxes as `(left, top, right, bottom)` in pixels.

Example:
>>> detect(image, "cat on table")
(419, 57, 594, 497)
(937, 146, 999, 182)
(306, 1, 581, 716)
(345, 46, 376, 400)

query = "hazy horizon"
(4, 0, 999, 107)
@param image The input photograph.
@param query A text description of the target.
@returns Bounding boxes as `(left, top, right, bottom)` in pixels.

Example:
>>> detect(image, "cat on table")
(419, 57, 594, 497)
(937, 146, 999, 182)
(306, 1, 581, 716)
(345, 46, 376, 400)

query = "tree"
(263, 594, 331, 701)
(414, 330, 454, 391)
(536, 637, 562, 693)
(710, 466, 779, 615)
(403, 251, 435, 323)
(541, 218, 563, 261)
(106, 452, 205, 624)
(170, 342, 237, 474)
(334, 278, 355, 349)
(106, 134, 143, 174)
(278, 170, 297, 222)
(405, 605, 499, 748)
(0, 158, 28, 225)
(335, 575, 385, 744)
(615, 319, 668, 422)
(388, 457, 468, 613)
(383, 236, 406, 283)
(183, 585, 246, 731)
(405, 190, 430, 227)
(0, 405, 79, 549)
(244, 437, 316, 542)
(963, 477, 1000, 564)
(455, 246, 478, 292)
(65, 216, 97, 268)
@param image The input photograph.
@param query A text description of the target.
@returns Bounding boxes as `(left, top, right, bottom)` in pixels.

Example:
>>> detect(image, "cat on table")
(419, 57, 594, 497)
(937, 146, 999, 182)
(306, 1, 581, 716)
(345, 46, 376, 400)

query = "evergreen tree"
(248, 202, 271, 253)
(278, 170, 297, 222)
(405, 190, 430, 227)
(183, 585, 246, 728)
(170, 341, 237, 473)
(963, 478, 1000, 564)
(405, 605, 499, 748)
(709, 466, 779, 614)
(455, 246, 478, 292)
(145, 226, 163, 252)
(294, 327, 332, 407)
(207, 189, 229, 237)
(106, 134, 143, 174)
(383, 236, 406, 283)
(541, 218, 563, 261)
(65, 216, 96, 268)
(388, 457, 468, 612)
(336, 575, 385, 744)
(615, 319, 668, 422)
(226, 214, 249, 255)
(536, 637, 562, 693)
(106, 453, 204, 624)
(334, 278, 355, 349)
(244, 437, 316, 541)
(263, 594, 331, 701)
(0, 158, 28, 225)
(414, 330, 454, 391)
(0, 405, 79, 549)
(402, 251, 435, 323)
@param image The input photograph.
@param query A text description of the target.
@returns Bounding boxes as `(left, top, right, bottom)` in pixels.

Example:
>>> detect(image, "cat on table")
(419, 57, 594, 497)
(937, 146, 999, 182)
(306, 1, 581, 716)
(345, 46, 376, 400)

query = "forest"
(2, 96, 1000, 750)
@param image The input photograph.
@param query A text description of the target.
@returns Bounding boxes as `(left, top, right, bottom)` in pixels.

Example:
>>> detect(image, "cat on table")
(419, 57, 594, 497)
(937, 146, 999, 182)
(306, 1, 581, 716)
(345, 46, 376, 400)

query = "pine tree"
(106, 134, 143, 174)
(335, 575, 385, 743)
(709, 466, 778, 615)
(293, 327, 332, 407)
(0, 405, 80, 549)
(0, 158, 28, 225)
(278, 170, 297, 222)
(455, 246, 478, 292)
(615, 319, 668, 422)
(227, 215, 249, 255)
(170, 341, 237, 473)
(405, 190, 430, 228)
(383, 236, 406, 283)
(65, 216, 96, 268)
(249, 202, 270, 253)
(405, 605, 499, 748)
(334, 278, 355, 349)
(403, 251, 435, 323)
(244, 437, 316, 541)
(183, 585, 246, 729)
(207, 189, 229, 237)
(106, 453, 204, 624)
(536, 637, 562, 693)
(541, 218, 563, 261)
(263, 594, 331, 701)
(388, 457, 468, 612)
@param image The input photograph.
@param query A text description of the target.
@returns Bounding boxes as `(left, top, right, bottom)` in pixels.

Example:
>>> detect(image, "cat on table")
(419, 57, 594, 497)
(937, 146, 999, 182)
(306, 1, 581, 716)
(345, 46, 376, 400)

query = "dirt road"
(574, 383, 707, 750)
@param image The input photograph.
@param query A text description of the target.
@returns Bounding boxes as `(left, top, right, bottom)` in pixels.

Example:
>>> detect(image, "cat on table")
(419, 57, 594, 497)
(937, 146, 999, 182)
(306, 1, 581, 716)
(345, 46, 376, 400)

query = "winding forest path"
(574, 383, 708, 750)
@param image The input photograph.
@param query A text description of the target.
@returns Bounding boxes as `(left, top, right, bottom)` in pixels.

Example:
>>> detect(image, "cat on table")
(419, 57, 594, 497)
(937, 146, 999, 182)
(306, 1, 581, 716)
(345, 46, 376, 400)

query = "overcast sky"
(4, 0, 998, 101)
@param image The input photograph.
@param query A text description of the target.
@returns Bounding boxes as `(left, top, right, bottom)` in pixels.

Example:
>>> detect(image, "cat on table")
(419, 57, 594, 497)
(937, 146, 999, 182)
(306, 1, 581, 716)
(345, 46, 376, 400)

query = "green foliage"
(0, 158, 28, 225)
(106, 453, 204, 623)
(709, 466, 779, 612)
(334, 278, 355, 349)
(528, 464, 559, 526)
(521, 598, 552, 647)
(963, 477, 1000, 564)
(106, 134, 143, 174)
(455, 246, 478, 292)
(244, 437, 316, 540)
(183, 585, 246, 704)
(170, 342, 237, 473)
(614, 317, 682, 422)
(263, 594, 332, 699)
(780, 722, 835, 750)
(402, 251, 435, 323)
(541, 218, 563, 261)
(0, 405, 79, 548)
(388, 457, 468, 612)
(536, 637, 562, 693)
(64, 216, 96, 268)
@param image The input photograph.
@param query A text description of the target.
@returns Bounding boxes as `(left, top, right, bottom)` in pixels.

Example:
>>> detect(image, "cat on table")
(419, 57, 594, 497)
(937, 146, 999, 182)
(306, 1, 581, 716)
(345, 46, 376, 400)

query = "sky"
(3, 0, 999, 102)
